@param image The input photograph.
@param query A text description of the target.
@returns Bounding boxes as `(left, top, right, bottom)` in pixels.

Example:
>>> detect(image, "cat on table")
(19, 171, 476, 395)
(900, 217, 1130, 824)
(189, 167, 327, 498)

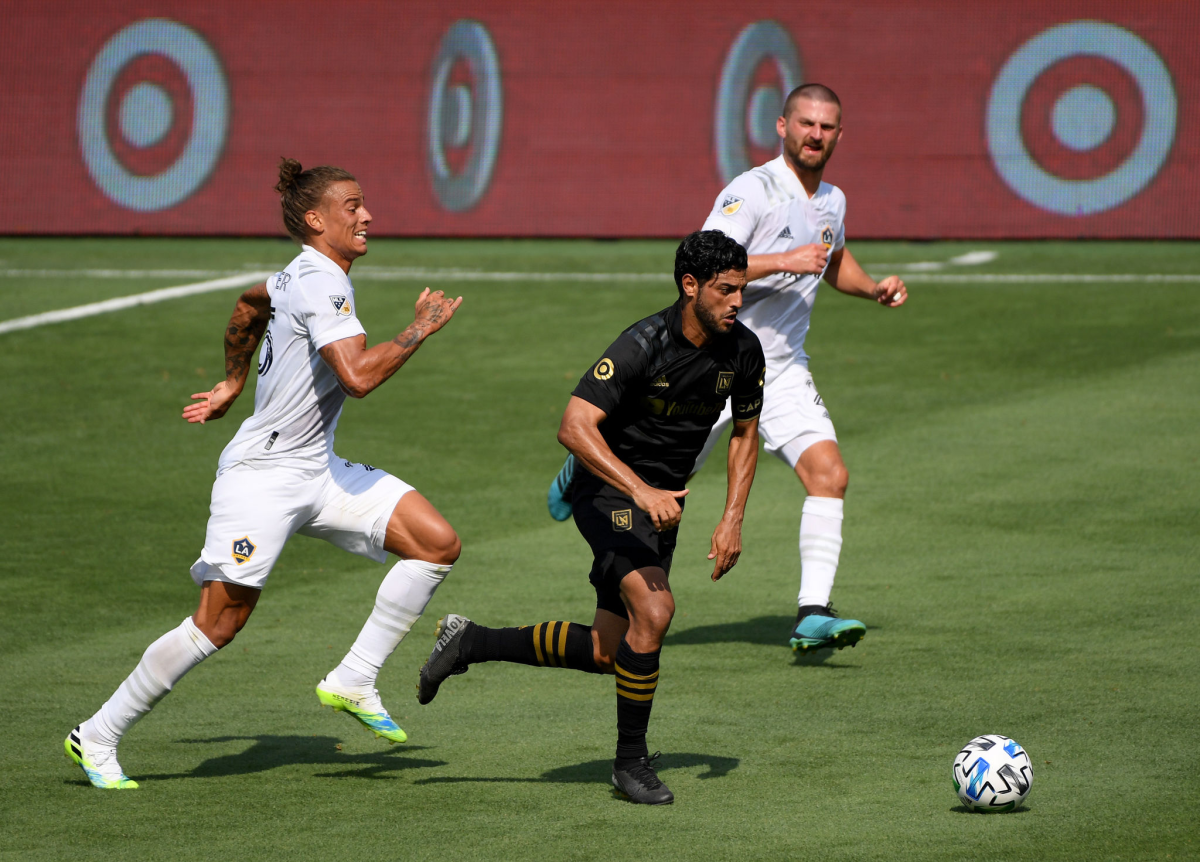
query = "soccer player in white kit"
(698, 84, 907, 651)
(64, 160, 463, 789)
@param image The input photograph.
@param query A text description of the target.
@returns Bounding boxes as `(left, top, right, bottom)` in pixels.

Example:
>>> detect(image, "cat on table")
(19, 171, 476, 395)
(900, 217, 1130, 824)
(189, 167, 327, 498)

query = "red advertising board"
(2, 1, 1198, 237)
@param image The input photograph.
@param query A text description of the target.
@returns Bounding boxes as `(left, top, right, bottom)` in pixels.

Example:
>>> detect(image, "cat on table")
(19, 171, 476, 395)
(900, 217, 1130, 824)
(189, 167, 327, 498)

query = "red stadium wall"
(2, 1, 1198, 238)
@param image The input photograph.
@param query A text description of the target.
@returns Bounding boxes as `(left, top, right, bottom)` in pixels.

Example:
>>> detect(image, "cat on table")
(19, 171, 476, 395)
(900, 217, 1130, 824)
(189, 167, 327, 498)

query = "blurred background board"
(2, 2, 1198, 236)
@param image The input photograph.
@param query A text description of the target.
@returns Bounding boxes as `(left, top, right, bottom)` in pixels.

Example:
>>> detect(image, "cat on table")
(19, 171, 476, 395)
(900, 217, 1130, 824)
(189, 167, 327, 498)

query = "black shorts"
(571, 473, 680, 620)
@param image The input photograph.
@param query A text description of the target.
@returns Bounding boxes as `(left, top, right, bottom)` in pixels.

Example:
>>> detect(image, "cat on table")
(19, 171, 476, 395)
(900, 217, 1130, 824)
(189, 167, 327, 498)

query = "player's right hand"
(183, 380, 239, 424)
(634, 486, 689, 532)
(413, 288, 463, 337)
(779, 243, 829, 275)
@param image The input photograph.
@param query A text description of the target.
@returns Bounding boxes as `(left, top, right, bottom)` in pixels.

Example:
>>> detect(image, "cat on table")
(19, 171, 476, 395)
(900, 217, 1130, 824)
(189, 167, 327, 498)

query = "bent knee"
(805, 463, 849, 497)
(198, 620, 241, 649)
(826, 463, 849, 496)
(429, 530, 461, 565)
(641, 605, 675, 640)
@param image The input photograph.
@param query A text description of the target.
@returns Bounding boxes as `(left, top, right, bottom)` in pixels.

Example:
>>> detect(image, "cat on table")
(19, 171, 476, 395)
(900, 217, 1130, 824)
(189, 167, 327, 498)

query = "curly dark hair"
(275, 158, 356, 243)
(673, 230, 748, 298)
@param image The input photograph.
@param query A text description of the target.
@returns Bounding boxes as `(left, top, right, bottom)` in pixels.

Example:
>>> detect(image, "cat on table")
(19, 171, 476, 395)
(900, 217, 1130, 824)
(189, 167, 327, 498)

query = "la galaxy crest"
(820, 224, 835, 249)
(232, 536, 256, 565)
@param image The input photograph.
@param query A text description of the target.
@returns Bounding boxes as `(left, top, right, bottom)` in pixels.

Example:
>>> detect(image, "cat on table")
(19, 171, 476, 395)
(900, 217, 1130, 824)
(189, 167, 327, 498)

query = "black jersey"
(571, 301, 765, 490)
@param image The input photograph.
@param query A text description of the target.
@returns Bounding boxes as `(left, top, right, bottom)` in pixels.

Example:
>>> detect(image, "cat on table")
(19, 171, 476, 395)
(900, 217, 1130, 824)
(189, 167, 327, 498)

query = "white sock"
(333, 559, 452, 691)
(797, 496, 844, 609)
(84, 617, 217, 747)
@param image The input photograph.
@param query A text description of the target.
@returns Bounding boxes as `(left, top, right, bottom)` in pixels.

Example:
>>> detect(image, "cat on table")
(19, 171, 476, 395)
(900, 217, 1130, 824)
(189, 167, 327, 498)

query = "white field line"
(873, 272, 1200, 283)
(2, 266, 1199, 336)
(0, 268, 252, 279)
(0, 272, 272, 335)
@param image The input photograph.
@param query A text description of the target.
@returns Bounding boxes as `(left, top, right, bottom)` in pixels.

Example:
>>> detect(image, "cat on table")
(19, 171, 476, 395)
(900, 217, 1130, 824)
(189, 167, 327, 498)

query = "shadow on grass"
(949, 804, 1032, 815)
(414, 752, 738, 786)
(138, 735, 446, 781)
(664, 615, 795, 646)
(666, 615, 863, 668)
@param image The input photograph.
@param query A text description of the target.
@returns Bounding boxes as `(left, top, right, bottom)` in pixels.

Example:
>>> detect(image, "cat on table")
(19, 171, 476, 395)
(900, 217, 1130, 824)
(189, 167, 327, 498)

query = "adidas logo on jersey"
(651, 376, 669, 388)
(777, 225, 793, 239)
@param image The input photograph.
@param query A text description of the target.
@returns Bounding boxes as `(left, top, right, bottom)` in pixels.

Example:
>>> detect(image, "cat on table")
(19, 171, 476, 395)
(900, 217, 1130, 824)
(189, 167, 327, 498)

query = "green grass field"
(1, 238, 1197, 860)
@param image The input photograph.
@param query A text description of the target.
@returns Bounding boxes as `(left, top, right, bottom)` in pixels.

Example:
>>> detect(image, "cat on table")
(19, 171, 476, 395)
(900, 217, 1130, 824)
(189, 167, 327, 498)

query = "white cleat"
(64, 725, 138, 789)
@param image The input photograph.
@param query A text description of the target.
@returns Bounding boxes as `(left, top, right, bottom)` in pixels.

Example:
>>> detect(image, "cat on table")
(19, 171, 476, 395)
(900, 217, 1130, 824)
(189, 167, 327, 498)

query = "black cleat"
(612, 751, 674, 805)
(417, 614, 473, 705)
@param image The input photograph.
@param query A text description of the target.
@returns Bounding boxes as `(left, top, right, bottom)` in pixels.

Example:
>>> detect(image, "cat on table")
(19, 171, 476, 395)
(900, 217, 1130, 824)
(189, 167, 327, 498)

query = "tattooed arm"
(182, 283, 271, 424)
(318, 288, 462, 399)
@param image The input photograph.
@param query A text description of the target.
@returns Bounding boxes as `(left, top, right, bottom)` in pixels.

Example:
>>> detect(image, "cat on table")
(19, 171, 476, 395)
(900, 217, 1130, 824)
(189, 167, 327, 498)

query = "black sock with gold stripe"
(614, 637, 660, 760)
(463, 621, 602, 673)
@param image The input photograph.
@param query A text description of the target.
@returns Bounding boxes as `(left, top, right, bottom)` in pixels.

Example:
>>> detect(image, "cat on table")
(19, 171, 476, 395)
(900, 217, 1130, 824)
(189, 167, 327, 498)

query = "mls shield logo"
(715, 371, 734, 394)
(721, 195, 743, 216)
(329, 295, 352, 316)
(232, 537, 256, 565)
(611, 509, 632, 532)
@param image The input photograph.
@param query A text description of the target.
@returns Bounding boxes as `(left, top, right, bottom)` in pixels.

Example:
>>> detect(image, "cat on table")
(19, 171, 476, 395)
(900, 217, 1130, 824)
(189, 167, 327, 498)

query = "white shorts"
(693, 363, 837, 474)
(189, 457, 414, 590)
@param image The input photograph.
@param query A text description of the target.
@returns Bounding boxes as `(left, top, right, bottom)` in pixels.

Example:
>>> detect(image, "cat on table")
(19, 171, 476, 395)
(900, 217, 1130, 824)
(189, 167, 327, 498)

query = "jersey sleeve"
(570, 332, 650, 417)
(700, 174, 765, 247)
(730, 333, 766, 422)
(831, 188, 847, 252)
(297, 272, 367, 351)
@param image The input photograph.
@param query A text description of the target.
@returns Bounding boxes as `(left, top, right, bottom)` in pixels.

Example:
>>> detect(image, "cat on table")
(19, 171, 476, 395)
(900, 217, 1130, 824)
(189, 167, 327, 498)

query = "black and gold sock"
(614, 636, 660, 761)
(463, 621, 602, 673)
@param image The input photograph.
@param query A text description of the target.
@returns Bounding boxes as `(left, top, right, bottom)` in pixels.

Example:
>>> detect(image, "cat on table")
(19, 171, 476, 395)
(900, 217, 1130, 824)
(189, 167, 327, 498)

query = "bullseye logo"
(427, 20, 503, 213)
(986, 21, 1177, 217)
(77, 19, 229, 213)
(714, 21, 803, 183)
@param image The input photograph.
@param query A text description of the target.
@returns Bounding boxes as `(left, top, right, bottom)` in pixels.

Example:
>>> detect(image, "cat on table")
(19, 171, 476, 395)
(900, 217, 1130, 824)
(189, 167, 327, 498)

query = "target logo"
(714, 21, 803, 183)
(77, 19, 229, 213)
(986, 21, 1177, 217)
(427, 20, 503, 213)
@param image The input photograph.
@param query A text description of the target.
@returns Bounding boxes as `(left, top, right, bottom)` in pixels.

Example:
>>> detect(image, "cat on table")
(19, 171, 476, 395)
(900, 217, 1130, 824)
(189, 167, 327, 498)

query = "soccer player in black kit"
(418, 231, 765, 804)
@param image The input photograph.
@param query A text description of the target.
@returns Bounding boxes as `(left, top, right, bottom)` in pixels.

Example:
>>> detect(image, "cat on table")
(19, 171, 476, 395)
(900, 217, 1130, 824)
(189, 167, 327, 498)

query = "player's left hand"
(874, 275, 907, 307)
(183, 380, 239, 424)
(708, 517, 743, 581)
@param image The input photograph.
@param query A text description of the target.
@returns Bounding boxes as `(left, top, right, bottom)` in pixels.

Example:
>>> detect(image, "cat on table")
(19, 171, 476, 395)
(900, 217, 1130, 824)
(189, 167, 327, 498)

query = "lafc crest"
(716, 371, 734, 394)
(232, 536, 256, 565)
(329, 295, 353, 316)
(611, 509, 632, 531)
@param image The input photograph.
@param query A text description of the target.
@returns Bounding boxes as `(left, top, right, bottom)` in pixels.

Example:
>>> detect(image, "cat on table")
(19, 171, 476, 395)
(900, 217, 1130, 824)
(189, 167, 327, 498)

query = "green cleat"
(789, 605, 866, 653)
(64, 726, 138, 789)
(316, 674, 407, 744)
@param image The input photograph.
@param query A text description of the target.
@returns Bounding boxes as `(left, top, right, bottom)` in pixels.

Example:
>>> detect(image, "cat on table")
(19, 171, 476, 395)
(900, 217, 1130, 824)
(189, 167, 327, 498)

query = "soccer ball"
(952, 735, 1034, 812)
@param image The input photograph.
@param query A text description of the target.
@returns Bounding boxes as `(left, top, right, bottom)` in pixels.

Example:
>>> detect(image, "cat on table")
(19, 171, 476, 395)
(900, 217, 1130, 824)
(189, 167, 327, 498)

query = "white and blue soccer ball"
(952, 734, 1034, 812)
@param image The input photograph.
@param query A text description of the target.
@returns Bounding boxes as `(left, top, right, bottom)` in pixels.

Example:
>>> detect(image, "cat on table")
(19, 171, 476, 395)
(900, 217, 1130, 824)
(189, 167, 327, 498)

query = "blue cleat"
(547, 454, 577, 522)
(789, 605, 866, 653)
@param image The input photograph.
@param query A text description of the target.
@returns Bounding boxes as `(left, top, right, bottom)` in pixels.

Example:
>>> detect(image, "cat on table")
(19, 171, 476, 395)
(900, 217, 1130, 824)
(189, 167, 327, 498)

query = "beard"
(786, 137, 835, 171)
(694, 294, 734, 338)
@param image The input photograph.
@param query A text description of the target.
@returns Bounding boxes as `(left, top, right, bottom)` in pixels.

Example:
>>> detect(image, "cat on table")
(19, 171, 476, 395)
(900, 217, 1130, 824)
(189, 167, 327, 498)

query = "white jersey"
(217, 245, 366, 474)
(702, 154, 846, 375)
